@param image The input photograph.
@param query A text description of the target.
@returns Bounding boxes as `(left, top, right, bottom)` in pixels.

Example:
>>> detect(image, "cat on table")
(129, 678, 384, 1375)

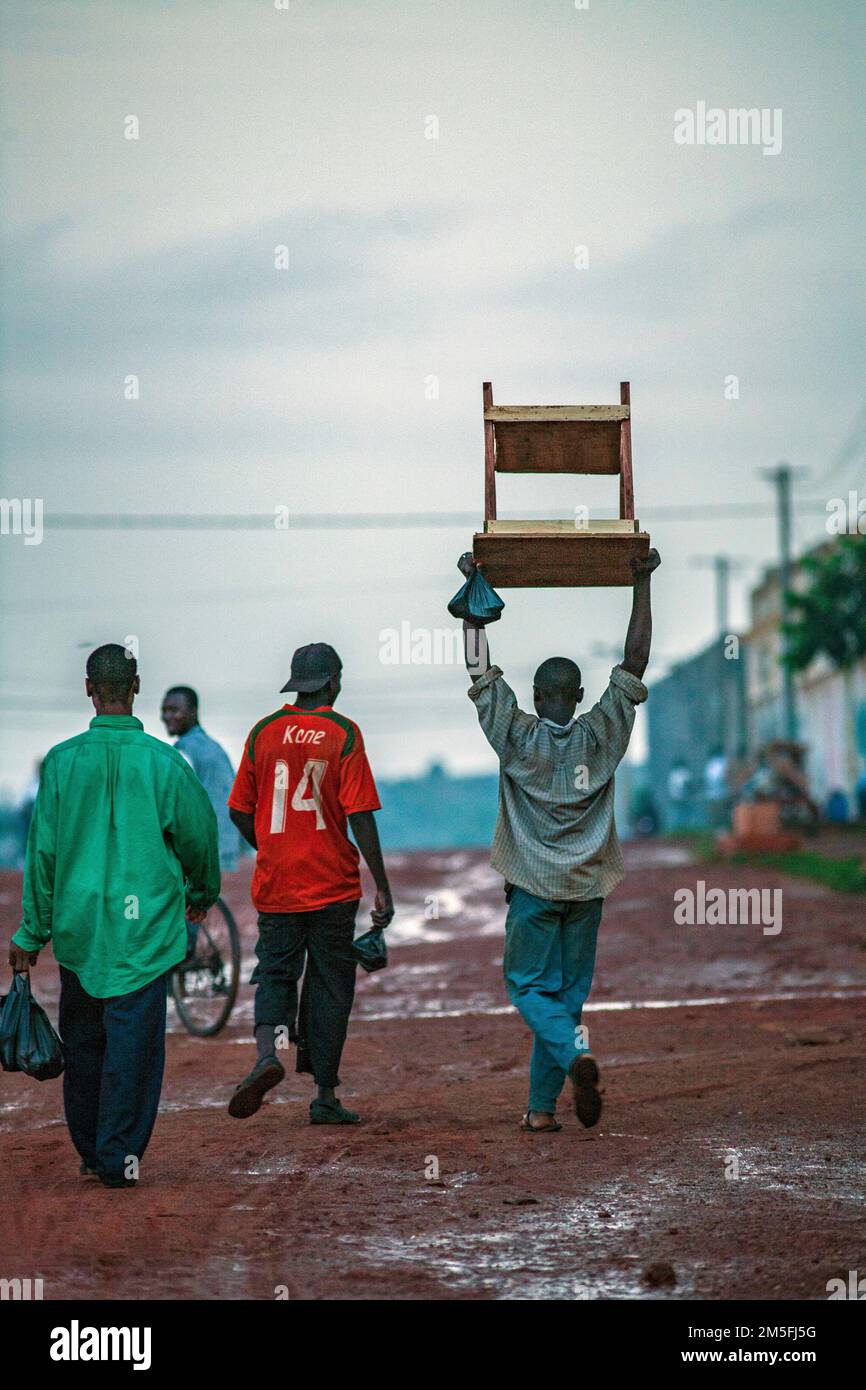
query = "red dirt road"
(1, 844, 863, 1301)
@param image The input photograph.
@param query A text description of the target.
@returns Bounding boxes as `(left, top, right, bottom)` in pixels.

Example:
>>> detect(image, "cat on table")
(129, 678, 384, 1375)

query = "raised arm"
(458, 553, 492, 679)
(463, 621, 491, 679)
(621, 548, 661, 680)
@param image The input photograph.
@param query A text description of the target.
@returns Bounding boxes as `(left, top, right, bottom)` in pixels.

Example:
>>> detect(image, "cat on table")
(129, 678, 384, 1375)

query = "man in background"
(667, 759, 695, 831)
(161, 685, 242, 874)
(9, 645, 220, 1187)
(703, 745, 730, 830)
(227, 643, 393, 1126)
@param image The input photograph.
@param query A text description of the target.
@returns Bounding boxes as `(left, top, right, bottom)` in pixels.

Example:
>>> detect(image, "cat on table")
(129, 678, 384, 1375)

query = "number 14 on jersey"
(271, 758, 328, 833)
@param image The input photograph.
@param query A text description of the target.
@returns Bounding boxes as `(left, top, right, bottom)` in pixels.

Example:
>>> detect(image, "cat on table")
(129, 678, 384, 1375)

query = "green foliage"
(729, 851, 866, 895)
(782, 535, 866, 672)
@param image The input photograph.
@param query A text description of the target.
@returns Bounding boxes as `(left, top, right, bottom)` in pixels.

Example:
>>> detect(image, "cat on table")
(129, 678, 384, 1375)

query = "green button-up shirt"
(13, 715, 220, 998)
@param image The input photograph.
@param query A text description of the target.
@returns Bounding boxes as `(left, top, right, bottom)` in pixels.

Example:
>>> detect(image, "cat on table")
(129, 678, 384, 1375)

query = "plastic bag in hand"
(0, 972, 64, 1080)
(351, 927, 388, 974)
(447, 568, 505, 625)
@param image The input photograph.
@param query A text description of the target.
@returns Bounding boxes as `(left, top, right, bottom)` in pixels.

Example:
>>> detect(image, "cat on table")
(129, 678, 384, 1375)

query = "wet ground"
(0, 844, 863, 1300)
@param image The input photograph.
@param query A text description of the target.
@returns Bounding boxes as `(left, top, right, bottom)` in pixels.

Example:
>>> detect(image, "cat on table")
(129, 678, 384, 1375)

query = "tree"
(782, 535, 866, 673)
(782, 535, 866, 814)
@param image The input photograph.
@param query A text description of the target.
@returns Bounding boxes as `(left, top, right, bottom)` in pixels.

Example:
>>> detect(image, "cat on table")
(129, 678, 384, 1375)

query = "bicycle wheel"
(171, 897, 241, 1037)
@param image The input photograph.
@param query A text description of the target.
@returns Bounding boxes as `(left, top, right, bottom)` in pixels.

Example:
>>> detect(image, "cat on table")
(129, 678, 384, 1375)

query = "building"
(646, 635, 748, 831)
(742, 547, 866, 812)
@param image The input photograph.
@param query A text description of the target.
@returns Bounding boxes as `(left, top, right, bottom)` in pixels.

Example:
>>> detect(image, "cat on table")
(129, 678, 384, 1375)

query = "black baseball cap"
(281, 642, 343, 694)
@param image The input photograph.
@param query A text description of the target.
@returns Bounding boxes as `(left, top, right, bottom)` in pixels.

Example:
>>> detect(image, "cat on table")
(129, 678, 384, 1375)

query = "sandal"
(569, 1053, 602, 1129)
(520, 1111, 562, 1133)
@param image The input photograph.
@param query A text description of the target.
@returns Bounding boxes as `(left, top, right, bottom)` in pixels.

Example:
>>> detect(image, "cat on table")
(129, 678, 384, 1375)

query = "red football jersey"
(228, 704, 381, 912)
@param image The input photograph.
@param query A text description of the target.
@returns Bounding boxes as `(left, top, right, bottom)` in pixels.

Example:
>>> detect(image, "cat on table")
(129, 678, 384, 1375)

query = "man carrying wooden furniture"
(460, 547, 661, 1133)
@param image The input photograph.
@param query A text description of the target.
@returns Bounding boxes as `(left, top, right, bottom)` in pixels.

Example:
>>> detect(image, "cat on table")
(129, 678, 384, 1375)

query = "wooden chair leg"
(483, 381, 497, 524)
(619, 380, 634, 521)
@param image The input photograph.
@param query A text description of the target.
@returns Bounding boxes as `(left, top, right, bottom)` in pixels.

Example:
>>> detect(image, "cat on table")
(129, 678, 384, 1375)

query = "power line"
(37, 501, 839, 530)
(47, 512, 480, 531)
(816, 399, 866, 486)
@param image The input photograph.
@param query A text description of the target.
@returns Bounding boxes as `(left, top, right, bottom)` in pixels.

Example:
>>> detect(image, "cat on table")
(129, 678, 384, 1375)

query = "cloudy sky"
(1, 0, 864, 796)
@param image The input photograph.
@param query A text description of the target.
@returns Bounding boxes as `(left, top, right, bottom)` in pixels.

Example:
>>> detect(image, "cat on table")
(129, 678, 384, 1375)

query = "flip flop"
(520, 1112, 562, 1133)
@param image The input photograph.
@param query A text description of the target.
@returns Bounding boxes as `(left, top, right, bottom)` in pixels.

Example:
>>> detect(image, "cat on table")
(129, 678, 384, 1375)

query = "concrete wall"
(797, 659, 866, 808)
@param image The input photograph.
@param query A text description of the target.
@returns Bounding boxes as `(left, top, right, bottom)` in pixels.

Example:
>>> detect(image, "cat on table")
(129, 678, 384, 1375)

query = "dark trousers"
(252, 900, 358, 1088)
(58, 966, 168, 1181)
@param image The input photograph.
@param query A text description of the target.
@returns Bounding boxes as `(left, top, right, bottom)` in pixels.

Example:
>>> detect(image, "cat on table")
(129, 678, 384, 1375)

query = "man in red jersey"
(227, 643, 394, 1125)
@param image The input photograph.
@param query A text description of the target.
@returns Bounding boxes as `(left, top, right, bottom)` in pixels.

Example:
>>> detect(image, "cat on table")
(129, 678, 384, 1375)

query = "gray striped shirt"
(468, 664, 648, 901)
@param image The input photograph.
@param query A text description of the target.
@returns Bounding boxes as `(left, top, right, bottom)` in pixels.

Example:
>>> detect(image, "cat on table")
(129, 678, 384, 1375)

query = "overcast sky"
(1, 0, 864, 796)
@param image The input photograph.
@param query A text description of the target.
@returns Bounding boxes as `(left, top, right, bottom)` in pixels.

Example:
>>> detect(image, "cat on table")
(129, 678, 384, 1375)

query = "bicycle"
(170, 896, 241, 1037)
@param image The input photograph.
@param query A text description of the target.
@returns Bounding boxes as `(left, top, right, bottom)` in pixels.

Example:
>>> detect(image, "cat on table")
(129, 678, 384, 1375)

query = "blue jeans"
(58, 966, 168, 1181)
(503, 887, 603, 1114)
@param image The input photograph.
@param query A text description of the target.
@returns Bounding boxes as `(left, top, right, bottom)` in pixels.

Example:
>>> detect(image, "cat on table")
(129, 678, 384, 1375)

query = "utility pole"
(690, 554, 739, 636)
(690, 554, 746, 759)
(761, 462, 807, 742)
(713, 553, 730, 635)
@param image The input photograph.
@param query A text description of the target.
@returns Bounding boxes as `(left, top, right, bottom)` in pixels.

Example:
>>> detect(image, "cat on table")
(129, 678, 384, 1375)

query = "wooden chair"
(473, 380, 650, 586)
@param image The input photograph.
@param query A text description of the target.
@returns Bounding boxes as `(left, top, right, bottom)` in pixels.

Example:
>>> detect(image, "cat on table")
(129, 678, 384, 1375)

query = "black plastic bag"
(0, 973, 64, 1080)
(352, 927, 388, 974)
(447, 568, 505, 625)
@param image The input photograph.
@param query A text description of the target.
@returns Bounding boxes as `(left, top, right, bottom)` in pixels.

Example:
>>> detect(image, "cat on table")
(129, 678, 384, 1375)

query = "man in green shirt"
(8, 644, 220, 1188)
